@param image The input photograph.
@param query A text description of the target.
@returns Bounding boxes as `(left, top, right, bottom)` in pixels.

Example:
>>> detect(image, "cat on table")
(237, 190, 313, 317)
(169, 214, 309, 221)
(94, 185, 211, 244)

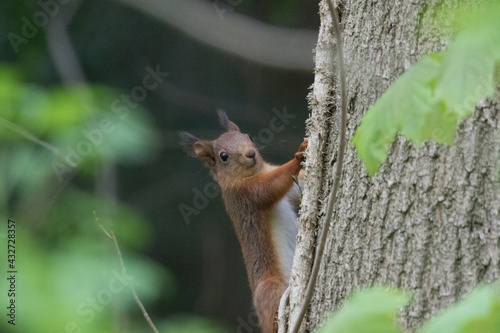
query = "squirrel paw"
(295, 139, 308, 161)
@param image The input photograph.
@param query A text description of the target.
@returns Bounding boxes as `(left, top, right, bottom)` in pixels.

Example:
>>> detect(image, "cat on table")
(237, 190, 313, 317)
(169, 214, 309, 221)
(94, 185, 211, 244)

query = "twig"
(289, 0, 348, 332)
(45, 0, 87, 86)
(0, 116, 64, 157)
(95, 212, 160, 333)
(46, 16, 87, 86)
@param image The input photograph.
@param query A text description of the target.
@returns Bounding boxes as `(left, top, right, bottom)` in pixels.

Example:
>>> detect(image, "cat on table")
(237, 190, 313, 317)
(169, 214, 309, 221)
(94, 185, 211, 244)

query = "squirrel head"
(180, 110, 263, 183)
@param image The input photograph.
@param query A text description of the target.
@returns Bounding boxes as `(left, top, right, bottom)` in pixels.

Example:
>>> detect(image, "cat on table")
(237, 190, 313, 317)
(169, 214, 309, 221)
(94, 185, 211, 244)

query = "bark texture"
(282, 0, 500, 332)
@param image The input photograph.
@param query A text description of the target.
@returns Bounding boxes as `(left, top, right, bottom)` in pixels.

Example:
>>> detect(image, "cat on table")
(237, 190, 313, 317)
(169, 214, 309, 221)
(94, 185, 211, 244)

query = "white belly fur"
(271, 193, 299, 282)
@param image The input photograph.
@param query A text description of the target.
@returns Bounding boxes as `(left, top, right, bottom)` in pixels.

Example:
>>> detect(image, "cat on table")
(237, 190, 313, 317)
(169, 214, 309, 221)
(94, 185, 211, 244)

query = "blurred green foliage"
(156, 315, 229, 333)
(0, 65, 225, 332)
(318, 284, 500, 333)
(0, 64, 157, 170)
(316, 287, 409, 333)
(421, 284, 500, 333)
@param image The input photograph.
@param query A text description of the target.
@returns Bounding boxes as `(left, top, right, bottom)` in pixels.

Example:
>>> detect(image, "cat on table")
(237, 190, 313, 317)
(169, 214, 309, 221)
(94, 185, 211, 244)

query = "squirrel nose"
(245, 150, 256, 158)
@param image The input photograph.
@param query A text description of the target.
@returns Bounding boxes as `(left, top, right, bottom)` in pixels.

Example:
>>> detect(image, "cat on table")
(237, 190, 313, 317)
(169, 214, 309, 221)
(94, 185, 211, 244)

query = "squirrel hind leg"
(253, 276, 287, 333)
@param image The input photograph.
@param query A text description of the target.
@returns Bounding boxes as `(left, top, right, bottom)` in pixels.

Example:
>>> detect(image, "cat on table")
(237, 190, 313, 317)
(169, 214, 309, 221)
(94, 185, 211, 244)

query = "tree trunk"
(281, 0, 500, 332)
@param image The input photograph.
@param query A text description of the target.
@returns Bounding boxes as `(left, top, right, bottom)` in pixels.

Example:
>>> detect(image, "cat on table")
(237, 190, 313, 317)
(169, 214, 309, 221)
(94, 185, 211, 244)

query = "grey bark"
(282, 0, 500, 332)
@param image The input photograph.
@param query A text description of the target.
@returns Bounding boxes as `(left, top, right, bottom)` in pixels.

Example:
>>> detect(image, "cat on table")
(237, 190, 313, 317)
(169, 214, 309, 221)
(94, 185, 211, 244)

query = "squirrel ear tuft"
(217, 109, 240, 132)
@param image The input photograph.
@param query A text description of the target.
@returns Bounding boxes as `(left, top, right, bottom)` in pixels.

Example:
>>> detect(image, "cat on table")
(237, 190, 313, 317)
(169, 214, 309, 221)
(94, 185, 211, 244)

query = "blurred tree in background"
(0, 0, 318, 331)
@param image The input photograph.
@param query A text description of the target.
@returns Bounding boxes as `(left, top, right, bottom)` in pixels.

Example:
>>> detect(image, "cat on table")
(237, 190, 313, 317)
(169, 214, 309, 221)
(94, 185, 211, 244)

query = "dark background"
(0, 0, 319, 331)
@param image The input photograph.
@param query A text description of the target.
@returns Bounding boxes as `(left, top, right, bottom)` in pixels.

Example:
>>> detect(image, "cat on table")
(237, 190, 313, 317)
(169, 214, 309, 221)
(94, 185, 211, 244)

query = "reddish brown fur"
(180, 112, 307, 333)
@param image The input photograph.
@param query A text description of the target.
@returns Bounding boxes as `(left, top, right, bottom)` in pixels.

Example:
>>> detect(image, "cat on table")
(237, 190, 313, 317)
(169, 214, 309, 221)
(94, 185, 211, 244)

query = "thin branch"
(46, 16, 87, 85)
(61, 0, 83, 26)
(289, 0, 348, 331)
(0, 116, 64, 157)
(112, 0, 316, 71)
(96, 213, 160, 333)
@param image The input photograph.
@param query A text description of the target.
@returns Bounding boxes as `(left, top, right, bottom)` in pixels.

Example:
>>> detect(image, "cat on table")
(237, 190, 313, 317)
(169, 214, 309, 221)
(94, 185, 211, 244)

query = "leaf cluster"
(317, 284, 500, 333)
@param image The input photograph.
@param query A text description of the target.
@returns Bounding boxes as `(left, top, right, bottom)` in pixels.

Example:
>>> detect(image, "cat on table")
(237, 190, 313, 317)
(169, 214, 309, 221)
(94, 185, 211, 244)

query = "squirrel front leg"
(249, 140, 308, 209)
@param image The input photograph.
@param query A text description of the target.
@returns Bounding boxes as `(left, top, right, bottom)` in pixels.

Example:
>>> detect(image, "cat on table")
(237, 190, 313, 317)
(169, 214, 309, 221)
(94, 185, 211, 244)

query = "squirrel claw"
(298, 139, 308, 153)
(295, 151, 304, 161)
(295, 139, 308, 161)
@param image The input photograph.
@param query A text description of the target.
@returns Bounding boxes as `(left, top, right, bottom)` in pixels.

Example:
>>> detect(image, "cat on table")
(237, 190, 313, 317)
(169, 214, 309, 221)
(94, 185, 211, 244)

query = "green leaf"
(496, 62, 500, 84)
(420, 100, 458, 145)
(351, 54, 444, 175)
(434, 19, 500, 117)
(421, 284, 500, 333)
(460, 301, 500, 333)
(316, 287, 410, 333)
(352, 2, 500, 176)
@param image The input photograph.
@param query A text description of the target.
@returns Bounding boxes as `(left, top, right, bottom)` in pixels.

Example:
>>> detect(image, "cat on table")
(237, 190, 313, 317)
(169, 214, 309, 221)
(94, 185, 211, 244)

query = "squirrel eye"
(249, 136, 254, 142)
(220, 152, 229, 162)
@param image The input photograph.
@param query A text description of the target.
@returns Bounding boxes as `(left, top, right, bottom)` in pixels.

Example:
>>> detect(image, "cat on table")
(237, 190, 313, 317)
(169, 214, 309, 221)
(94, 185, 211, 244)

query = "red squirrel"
(180, 110, 307, 333)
